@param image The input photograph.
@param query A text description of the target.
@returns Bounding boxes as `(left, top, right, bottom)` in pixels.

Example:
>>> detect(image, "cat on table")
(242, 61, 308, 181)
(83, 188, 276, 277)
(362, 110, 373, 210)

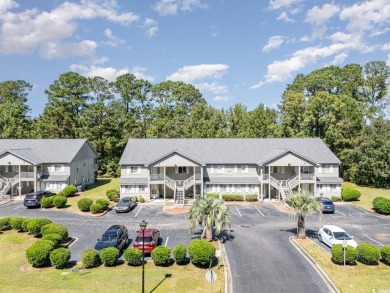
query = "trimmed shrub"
(42, 233, 63, 248)
(21, 218, 32, 232)
(90, 203, 102, 214)
(124, 248, 142, 266)
(133, 195, 138, 202)
(188, 240, 216, 267)
(62, 185, 78, 197)
(206, 193, 220, 199)
(82, 249, 100, 268)
(96, 199, 110, 210)
(372, 197, 390, 215)
(151, 246, 171, 266)
(26, 240, 55, 267)
(27, 218, 52, 235)
(53, 196, 67, 208)
(245, 194, 258, 202)
(50, 248, 71, 269)
(222, 194, 244, 201)
(331, 244, 358, 265)
(57, 191, 64, 197)
(341, 188, 361, 201)
(0, 217, 11, 230)
(331, 196, 341, 202)
(77, 198, 93, 212)
(40, 197, 54, 208)
(357, 243, 381, 265)
(41, 223, 68, 241)
(380, 245, 390, 264)
(173, 244, 187, 264)
(139, 196, 145, 203)
(106, 189, 118, 201)
(10, 217, 26, 231)
(100, 247, 120, 267)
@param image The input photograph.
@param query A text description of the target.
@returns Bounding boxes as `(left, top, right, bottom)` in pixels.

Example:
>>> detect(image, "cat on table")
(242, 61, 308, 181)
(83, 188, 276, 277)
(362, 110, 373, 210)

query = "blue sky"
(0, 0, 389, 117)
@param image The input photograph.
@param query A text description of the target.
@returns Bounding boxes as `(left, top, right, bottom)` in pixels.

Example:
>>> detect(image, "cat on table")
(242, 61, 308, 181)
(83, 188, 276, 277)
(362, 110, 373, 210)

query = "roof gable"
(145, 149, 204, 167)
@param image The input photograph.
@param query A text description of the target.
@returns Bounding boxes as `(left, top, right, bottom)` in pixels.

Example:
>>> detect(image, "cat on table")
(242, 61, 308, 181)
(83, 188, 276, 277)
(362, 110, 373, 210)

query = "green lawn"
(66, 178, 120, 212)
(342, 182, 390, 210)
(295, 238, 390, 293)
(0, 230, 224, 293)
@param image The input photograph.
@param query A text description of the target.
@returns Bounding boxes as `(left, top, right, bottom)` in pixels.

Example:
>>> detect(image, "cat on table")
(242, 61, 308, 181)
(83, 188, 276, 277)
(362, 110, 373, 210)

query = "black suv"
(23, 190, 55, 208)
(94, 225, 128, 253)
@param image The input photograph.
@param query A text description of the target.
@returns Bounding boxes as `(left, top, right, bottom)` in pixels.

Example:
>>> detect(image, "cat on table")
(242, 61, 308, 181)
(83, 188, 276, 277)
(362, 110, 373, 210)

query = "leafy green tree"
(188, 197, 231, 240)
(285, 192, 322, 239)
(247, 104, 280, 138)
(226, 103, 249, 137)
(0, 80, 32, 138)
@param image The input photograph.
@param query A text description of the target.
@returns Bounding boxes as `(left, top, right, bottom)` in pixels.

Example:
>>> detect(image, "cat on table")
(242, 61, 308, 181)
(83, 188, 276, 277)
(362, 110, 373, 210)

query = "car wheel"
(318, 234, 323, 243)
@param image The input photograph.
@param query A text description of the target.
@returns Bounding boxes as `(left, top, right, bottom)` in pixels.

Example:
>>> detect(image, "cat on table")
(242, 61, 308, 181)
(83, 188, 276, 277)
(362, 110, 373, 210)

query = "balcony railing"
(150, 174, 164, 181)
(20, 172, 35, 179)
(263, 174, 269, 180)
(300, 174, 315, 180)
(195, 173, 201, 180)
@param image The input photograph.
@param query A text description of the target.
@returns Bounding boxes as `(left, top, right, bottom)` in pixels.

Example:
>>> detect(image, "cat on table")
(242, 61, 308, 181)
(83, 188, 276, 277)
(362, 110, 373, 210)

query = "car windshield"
(135, 237, 153, 243)
(25, 195, 37, 199)
(100, 234, 117, 242)
(121, 199, 130, 204)
(322, 199, 333, 204)
(333, 232, 352, 240)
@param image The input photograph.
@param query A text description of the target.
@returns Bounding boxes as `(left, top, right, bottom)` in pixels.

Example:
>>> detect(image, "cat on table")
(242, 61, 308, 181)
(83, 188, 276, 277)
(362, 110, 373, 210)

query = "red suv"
(133, 228, 160, 253)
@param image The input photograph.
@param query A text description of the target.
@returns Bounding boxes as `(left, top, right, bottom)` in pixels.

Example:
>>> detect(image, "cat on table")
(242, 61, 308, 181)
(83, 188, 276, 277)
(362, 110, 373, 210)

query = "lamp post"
(140, 220, 147, 293)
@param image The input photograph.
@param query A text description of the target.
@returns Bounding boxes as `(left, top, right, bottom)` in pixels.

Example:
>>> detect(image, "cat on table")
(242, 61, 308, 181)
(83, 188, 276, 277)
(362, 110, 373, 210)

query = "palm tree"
(285, 192, 322, 239)
(188, 196, 231, 240)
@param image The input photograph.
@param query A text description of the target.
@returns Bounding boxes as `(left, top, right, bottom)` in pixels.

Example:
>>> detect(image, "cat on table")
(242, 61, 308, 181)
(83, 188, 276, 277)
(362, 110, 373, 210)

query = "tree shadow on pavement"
(280, 227, 318, 239)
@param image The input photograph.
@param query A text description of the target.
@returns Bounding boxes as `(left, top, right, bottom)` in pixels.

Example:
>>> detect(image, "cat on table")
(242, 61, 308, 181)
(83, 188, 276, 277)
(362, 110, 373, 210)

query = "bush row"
(331, 243, 390, 266)
(77, 198, 110, 214)
(372, 197, 390, 215)
(205, 193, 258, 201)
(41, 196, 67, 208)
(81, 240, 216, 268)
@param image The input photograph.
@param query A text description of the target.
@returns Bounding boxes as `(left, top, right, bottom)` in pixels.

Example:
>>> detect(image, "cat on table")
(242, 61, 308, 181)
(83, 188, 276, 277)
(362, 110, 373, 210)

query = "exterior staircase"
(270, 176, 294, 200)
(0, 175, 19, 196)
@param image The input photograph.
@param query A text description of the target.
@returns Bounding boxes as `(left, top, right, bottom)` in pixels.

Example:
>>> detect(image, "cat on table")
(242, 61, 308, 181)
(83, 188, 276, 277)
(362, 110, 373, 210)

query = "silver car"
(114, 197, 136, 213)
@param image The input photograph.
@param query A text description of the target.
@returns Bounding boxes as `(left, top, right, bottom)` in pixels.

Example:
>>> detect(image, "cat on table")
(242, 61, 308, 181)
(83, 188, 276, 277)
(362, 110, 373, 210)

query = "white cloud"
(306, 3, 340, 26)
(262, 36, 285, 52)
(277, 11, 294, 22)
(130, 66, 155, 81)
(142, 18, 159, 37)
(269, 0, 302, 10)
(331, 53, 348, 65)
(386, 54, 390, 66)
(153, 0, 208, 16)
(0, 0, 139, 58)
(167, 64, 229, 83)
(0, 0, 18, 14)
(104, 28, 125, 47)
(340, 0, 390, 33)
(213, 96, 230, 102)
(196, 82, 228, 94)
(382, 44, 390, 51)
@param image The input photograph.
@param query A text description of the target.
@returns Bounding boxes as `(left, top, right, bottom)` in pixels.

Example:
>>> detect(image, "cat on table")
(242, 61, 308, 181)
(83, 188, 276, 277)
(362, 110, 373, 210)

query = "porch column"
(268, 167, 271, 201)
(18, 165, 21, 196)
(314, 165, 317, 196)
(298, 165, 301, 192)
(33, 165, 37, 193)
(164, 166, 166, 200)
(201, 166, 204, 197)
(193, 166, 195, 199)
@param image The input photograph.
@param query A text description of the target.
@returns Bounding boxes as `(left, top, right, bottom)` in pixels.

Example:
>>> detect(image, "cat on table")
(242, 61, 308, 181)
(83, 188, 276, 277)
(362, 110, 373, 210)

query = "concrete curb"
(40, 206, 111, 218)
(218, 240, 233, 293)
(289, 236, 339, 293)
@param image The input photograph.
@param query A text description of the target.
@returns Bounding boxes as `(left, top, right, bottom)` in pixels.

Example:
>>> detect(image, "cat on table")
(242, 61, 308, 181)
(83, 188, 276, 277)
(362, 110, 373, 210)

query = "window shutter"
(329, 165, 333, 173)
(319, 166, 323, 173)
(234, 165, 237, 173)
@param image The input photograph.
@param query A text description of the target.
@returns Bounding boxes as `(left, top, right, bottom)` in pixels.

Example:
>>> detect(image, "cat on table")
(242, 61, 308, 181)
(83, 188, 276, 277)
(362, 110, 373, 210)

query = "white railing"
(195, 173, 201, 180)
(10, 174, 19, 186)
(300, 174, 315, 180)
(263, 174, 269, 180)
(183, 175, 194, 190)
(20, 172, 34, 179)
(0, 182, 10, 195)
(165, 175, 176, 191)
(150, 174, 164, 181)
(287, 175, 299, 189)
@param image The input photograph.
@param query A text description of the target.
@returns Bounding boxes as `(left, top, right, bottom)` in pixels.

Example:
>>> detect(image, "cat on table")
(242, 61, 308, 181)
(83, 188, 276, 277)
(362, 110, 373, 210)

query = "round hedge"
(357, 243, 381, 265)
(53, 196, 67, 208)
(372, 197, 390, 215)
(41, 223, 68, 241)
(82, 249, 100, 268)
(106, 189, 118, 201)
(63, 185, 78, 197)
(380, 245, 390, 264)
(50, 248, 71, 269)
(173, 244, 187, 264)
(188, 240, 216, 267)
(341, 188, 361, 201)
(96, 199, 110, 210)
(10, 217, 26, 231)
(90, 203, 102, 214)
(124, 248, 142, 266)
(77, 198, 93, 212)
(331, 244, 358, 265)
(27, 218, 52, 235)
(0, 217, 11, 230)
(26, 240, 55, 267)
(42, 233, 63, 248)
(21, 218, 32, 232)
(40, 197, 54, 208)
(151, 246, 171, 266)
(100, 247, 120, 267)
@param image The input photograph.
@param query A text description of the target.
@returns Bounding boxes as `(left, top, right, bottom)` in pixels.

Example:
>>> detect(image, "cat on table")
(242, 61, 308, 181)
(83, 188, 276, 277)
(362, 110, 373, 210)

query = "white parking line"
(12, 204, 24, 210)
(363, 235, 384, 247)
(235, 206, 242, 216)
(253, 205, 265, 217)
(134, 206, 142, 217)
(335, 210, 347, 217)
(165, 236, 169, 247)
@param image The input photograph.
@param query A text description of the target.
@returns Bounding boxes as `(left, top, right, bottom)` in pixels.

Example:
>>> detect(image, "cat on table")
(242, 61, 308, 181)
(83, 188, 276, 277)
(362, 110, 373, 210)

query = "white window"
(236, 185, 241, 192)
(231, 185, 235, 192)
(178, 167, 188, 174)
(245, 185, 249, 193)
(212, 185, 216, 192)
(220, 185, 226, 192)
(213, 165, 223, 173)
(216, 185, 220, 192)
(226, 184, 230, 192)
(53, 164, 64, 172)
(235, 165, 248, 173)
(319, 165, 335, 174)
(273, 166, 285, 173)
(301, 166, 310, 174)
(127, 166, 141, 174)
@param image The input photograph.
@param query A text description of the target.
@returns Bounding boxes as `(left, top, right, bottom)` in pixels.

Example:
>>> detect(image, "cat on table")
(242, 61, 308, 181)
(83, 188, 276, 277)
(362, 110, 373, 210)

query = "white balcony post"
(18, 165, 21, 196)
(33, 165, 37, 192)
(164, 166, 166, 200)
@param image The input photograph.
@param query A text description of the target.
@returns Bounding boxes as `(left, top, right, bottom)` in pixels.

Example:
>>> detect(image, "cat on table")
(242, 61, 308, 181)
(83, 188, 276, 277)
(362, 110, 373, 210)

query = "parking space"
(228, 203, 285, 220)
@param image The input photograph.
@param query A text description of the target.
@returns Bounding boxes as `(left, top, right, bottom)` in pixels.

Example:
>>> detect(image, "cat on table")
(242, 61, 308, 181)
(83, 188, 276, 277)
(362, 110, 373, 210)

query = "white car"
(318, 225, 358, 248)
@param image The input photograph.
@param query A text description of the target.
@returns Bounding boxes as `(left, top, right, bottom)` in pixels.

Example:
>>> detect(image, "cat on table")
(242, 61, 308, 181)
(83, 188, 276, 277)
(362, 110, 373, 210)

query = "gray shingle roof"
(119, 138, 340, 165)
(40, 175, 70, 182)
(316, 177, 344, 184)
(0, 139, 90, 164)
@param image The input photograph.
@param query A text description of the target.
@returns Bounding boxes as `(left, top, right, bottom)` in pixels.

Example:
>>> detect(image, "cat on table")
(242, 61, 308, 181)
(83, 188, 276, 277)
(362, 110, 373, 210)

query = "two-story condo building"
(119, 138, 343, 202)
(0, 139, 98, 196)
